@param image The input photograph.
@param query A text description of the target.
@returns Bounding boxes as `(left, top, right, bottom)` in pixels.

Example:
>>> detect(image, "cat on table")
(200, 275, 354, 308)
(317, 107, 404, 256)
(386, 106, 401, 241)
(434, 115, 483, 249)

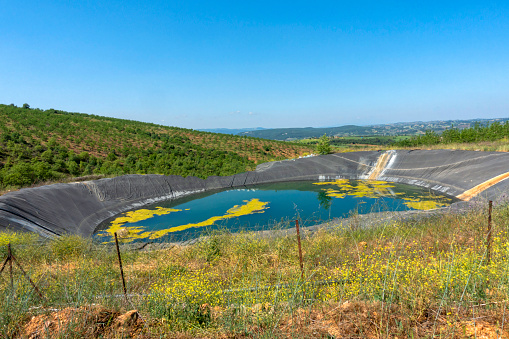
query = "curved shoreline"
(1, 150, 509, 238)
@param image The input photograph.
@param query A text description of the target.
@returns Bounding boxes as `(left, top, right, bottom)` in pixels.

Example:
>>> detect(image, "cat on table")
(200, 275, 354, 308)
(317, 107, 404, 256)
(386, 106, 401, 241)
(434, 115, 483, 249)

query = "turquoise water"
(95, 180, 456, 243)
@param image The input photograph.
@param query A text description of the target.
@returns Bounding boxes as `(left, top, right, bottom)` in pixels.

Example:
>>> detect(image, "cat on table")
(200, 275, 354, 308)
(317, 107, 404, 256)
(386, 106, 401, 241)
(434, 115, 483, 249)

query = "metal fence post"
(114, 232, 129, 302)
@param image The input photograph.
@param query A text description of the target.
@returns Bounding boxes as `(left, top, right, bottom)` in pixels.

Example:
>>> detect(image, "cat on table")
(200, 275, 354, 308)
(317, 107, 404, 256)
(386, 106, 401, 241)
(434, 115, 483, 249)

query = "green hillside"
(0, 104, 313, 190)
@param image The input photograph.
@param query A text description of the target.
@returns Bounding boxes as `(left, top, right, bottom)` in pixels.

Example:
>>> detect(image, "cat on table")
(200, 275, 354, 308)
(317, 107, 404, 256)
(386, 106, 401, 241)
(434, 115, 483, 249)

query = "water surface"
(95, 180, 456, 243)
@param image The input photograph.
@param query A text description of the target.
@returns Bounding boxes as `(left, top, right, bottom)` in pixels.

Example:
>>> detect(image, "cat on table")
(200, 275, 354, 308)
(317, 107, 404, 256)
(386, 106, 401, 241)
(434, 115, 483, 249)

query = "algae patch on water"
(99, 198, 269, 242)
(401, 196, 449, 210)
(313, 179, 399, 199)
(99, 207, 184, 240)
(151, 198, 269, 236)
(96, 180, 455, 243)
(313, 179, 452, 210)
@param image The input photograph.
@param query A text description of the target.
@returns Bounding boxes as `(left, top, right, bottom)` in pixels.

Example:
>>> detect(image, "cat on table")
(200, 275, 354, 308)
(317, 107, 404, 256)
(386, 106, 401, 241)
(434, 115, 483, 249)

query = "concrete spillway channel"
(1, 149, 509, 238)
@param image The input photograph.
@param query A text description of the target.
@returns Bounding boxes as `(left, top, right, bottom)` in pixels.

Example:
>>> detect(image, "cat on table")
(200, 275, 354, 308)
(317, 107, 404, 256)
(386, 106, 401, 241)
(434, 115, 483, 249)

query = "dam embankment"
(1, 149, 509, 238)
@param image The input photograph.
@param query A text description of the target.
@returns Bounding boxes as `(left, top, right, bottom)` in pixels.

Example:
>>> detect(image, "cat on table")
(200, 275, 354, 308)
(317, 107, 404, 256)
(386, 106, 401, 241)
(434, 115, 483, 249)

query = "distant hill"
(199, 127, 267, 135)
(238, 125, 373, 140)
(0, 104, 313, 190)
(238, 118, 509, 140)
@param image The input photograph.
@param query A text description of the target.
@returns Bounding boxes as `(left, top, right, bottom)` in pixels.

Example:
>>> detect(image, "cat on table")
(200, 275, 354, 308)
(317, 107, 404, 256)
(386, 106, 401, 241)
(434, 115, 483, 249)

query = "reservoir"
(95, 179, 456, 243)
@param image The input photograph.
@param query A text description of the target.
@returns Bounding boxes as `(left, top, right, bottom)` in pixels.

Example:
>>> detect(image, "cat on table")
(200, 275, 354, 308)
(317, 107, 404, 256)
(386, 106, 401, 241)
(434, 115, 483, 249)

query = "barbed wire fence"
(0, 199, 503, 335)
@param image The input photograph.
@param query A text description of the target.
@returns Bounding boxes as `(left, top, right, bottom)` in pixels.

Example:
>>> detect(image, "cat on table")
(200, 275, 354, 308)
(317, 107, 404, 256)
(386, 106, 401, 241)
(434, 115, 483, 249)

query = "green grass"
(1, 202, 509, 337)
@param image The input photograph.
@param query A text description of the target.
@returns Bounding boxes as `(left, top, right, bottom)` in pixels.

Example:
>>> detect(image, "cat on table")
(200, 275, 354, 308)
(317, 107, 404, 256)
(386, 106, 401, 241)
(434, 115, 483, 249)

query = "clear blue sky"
(1, 1, 508, 129)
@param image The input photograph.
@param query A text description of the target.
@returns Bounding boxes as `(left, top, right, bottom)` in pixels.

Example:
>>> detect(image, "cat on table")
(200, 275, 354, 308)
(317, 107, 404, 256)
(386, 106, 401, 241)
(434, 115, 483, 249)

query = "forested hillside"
(0, 104, 313, 189)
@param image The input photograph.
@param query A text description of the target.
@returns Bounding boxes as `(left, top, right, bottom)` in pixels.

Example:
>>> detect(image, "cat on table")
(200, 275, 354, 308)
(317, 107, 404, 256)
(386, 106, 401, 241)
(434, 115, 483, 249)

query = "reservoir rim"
(93, 179, 460, 236)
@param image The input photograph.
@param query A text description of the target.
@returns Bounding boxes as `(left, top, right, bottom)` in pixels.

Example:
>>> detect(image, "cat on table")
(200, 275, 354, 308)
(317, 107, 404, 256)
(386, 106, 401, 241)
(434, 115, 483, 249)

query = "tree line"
(393, 121, 509, 147)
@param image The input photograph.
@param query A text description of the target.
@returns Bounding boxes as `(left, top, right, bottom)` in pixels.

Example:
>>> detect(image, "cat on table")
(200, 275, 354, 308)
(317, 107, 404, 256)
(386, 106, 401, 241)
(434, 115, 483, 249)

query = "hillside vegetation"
(239, 118, 509, 141)
(0, 104, 313, 190)
(394, 121, 509, 148)
(239, 125, 375, 140)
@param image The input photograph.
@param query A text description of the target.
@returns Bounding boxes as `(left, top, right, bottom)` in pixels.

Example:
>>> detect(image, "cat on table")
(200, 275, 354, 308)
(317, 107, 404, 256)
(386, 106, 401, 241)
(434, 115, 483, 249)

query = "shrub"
(33, 162, 54, 181)
(50, 235, 91, 260)
(0, 231, 39, 258)
(2, 163, 34, 187)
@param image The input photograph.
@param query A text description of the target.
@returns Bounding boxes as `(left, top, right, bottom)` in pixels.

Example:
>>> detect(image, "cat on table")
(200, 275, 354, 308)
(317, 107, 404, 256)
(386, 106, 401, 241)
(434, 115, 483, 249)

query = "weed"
(50, 235, 91, 260)
(1, 202, 509, 337)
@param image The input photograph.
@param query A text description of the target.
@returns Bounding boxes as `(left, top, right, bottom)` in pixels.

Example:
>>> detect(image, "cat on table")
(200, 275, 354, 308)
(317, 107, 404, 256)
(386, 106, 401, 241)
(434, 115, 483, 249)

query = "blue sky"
(1, 1, 508, 129)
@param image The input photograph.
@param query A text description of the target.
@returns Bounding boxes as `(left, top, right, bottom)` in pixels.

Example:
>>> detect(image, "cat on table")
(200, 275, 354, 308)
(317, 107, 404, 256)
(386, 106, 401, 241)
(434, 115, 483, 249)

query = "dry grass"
(1, 200, 509, 337)
(394, 138, 509, 153)
(334, 138, 509, 154)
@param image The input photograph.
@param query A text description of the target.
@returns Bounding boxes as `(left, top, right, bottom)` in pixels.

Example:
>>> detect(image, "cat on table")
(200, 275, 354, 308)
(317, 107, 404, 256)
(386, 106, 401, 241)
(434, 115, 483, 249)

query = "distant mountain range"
(198, 127, 267, 135)
(235, 118, 509, 141)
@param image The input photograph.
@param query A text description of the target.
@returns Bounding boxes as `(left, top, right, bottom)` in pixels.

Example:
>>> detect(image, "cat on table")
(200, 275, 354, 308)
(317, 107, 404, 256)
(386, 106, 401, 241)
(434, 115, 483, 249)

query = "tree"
(66, 160, 79, 175)
(3, 163, 34, 186)
(317, 134, 332, 155)
(22, 103, 30, 109)
(33, 162, 54, 181)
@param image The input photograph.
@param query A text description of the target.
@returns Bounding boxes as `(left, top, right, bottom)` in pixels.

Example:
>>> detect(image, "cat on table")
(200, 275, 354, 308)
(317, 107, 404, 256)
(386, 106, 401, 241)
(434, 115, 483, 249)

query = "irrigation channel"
(94, 179, 456, 243)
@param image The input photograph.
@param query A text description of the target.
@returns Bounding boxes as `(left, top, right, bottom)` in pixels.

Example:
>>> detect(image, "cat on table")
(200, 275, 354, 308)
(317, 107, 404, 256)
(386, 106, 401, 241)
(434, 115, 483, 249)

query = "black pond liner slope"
(1, 150, 509, 238)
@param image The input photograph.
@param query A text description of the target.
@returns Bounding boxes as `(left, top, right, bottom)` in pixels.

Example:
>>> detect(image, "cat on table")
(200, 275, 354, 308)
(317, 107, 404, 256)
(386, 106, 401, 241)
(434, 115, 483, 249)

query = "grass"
(326, 137, 509, 154)
(1, 201, 509, 337)
(415, 137, 509, 152)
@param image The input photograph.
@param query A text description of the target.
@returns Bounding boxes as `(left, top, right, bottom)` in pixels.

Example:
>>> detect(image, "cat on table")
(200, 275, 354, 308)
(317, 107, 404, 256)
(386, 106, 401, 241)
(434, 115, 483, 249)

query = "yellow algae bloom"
(314, 179, 396, 199)
(322, 188, 346, 199)
(347, 181, 397, 198)
(150, 198, 269, 237)
(401, 195, 450, 210)
(313, 179, 452, 210)
(368, 180, 396, 187)
(101, 199, 269, 242)
(402, 200, 448, 210)
(313, 179, 349, 186)
(104, 206, 183, 236)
